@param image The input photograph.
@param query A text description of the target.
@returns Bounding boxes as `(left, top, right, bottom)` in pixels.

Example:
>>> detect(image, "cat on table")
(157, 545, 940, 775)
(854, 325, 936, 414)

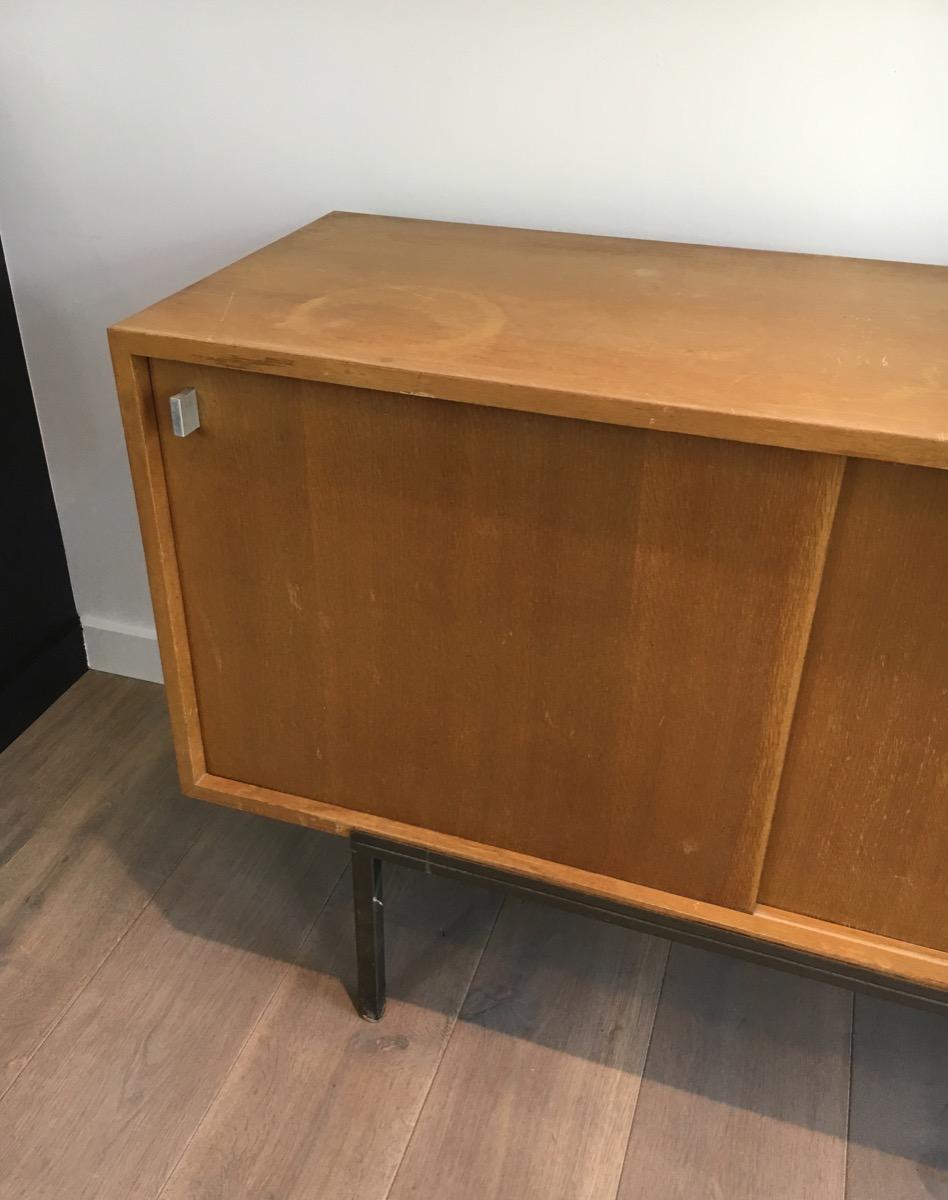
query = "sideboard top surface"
(110, 211, 948, 468)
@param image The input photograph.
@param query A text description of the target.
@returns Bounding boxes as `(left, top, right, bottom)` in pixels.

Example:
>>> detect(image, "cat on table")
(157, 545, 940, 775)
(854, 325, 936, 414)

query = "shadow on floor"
(130, 787, 948, 1179)
(11, 673, 942, 1184)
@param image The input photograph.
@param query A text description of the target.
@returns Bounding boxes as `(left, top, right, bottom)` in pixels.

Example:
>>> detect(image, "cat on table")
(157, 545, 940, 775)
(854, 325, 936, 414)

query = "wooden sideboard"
(110, 213, 947, 1016)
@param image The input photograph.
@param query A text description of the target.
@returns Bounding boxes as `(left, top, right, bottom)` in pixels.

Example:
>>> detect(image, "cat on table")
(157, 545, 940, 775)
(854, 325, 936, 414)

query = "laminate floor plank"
(0, 672, 155, 864)
(0, 697, 209, 1095)
(0, 807, 347, 1200)
(0, 671, 113, 787)
(0, 673, 941, 1200)
(160, 866, 501, 1200)
(616, 945, 851, 1200)
(386, 897, 669, 1200)
(847, 995, 948, 1199)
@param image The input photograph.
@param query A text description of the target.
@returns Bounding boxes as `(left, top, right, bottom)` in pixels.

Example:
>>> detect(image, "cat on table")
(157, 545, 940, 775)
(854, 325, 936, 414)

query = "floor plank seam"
(5, 675, 943, 1200)
(841, 990, 855, 1199)
(0, 810, 209, 1108)
(381, 892, 508, 1200)
(612, 936, 673, 1199)
(151, 858, 351, 1200)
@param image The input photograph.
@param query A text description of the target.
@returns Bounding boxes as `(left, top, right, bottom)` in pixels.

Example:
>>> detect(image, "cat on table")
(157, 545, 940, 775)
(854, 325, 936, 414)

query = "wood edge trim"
(109, 335, 206, 788)
(189, 770, 948, 992)
(754, 905, 948, 971)
(114, 333, 948, 471)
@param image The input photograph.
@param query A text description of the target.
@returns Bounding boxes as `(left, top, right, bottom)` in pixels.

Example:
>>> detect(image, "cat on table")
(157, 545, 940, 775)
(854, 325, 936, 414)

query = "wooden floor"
(1, 673, 945, 1200)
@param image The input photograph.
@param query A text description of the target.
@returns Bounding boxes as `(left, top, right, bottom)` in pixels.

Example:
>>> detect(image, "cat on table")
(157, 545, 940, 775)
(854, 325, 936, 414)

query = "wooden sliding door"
(151, 358, 843, 910)
(761, 459, 948, 951)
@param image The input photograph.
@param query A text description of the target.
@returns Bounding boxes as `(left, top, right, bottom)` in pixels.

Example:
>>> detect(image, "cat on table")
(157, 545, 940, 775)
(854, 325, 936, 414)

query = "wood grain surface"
(160, 867, 500, 1200)
(0, 675, 207, 1097)
(0, 809, 346, 1200)
(110, 351, 206, 788)
(2, 674, 944, 1200)
(111, 212, 948, 468)
(761, 459, 948, 950)
(847, 995, 948, 1199)
(151, 358, 842, 910)
(617, 945, 852, 1200)
(0, 671, 151, 861)
(388, 898, 668, 1200)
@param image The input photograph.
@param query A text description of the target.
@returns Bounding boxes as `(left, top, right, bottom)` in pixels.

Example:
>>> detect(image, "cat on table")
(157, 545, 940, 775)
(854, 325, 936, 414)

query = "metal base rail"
(349, 832, 948, 1021)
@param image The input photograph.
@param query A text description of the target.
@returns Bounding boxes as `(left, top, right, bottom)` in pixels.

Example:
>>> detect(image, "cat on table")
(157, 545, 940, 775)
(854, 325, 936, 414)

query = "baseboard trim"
(82, 617, 164, 684)
(0, 623, 87, 750)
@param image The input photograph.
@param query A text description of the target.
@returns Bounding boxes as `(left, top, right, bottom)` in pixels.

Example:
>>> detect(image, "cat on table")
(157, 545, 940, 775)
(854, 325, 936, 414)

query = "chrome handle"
(169, 388, 200, 437)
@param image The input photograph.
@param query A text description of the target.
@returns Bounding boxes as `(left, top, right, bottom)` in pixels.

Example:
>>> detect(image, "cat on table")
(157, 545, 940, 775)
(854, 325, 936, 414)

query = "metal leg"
(351, 841, 386, 1020)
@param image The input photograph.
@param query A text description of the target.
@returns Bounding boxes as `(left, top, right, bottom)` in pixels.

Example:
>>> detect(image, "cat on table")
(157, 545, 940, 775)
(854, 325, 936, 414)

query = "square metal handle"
(169, 388, 200, 437)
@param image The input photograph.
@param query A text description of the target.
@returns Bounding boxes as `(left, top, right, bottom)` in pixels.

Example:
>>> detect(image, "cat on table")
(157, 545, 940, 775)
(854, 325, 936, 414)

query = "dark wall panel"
(0, 239, 85, 748)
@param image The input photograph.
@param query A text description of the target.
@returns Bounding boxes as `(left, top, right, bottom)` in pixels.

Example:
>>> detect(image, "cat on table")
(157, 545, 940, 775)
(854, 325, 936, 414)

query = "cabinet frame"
(110, 340, 948, 1006)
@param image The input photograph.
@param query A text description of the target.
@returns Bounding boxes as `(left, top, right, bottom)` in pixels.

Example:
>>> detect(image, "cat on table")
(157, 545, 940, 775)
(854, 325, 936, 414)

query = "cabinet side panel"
(109, 344, 205, 786)
(151, 360, 841, 909)
(760, 459, 948, 951)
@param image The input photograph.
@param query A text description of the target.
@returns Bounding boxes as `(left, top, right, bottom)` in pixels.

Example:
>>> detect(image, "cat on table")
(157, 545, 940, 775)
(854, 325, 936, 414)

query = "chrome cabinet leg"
(351, 841, 386, 1020)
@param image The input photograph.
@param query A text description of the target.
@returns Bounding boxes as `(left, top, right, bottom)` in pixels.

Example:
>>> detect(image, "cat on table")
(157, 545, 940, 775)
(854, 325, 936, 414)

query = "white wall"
(2, 0, 947, 681)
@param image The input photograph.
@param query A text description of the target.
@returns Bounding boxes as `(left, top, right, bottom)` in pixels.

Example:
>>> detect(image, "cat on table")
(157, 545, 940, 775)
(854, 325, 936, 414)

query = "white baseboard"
(82, 617, 164, 684)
